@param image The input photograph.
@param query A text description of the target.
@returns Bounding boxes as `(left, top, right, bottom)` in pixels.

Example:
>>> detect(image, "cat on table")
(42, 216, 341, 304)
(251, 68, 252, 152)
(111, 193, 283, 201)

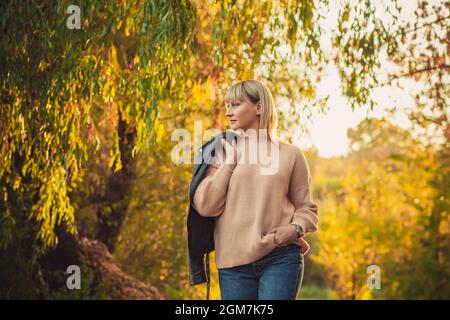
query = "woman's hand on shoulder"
(217, 137, 240, 169)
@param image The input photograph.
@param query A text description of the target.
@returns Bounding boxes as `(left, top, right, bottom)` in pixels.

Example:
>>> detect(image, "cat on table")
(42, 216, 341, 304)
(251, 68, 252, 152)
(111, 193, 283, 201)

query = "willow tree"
(0, 0, 196, 251)
(0, 0, 197, 297)
(0, 0, 331, 251)
(0, 0, 330, 298)
(1, 0, 446, 298)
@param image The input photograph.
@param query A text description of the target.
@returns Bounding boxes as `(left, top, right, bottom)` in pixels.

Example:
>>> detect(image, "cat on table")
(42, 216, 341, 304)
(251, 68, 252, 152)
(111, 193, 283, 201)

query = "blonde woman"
(192, 79, 318, 300)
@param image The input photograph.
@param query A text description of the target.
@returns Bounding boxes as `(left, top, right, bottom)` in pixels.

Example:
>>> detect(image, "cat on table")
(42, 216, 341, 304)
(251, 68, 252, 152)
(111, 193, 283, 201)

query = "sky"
(289, 0, 431, 158)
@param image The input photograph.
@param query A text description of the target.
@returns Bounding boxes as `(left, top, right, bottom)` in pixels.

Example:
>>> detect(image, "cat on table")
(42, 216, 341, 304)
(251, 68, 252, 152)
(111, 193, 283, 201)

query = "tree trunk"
(96, 109, 136, 252)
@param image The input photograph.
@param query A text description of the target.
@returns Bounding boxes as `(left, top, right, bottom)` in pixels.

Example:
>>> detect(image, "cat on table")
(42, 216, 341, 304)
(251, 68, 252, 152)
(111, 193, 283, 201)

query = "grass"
(297, 284, 332, 300)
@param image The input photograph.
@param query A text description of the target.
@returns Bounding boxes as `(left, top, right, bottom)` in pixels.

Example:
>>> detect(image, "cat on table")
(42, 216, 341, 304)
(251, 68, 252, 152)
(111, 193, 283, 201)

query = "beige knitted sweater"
(192, 132, 319, 269)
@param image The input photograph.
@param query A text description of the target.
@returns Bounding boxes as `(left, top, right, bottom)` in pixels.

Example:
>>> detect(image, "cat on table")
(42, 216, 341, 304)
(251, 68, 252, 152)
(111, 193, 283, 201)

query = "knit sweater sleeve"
(288, 148, 319, 234)
(192, 157, 234, 217)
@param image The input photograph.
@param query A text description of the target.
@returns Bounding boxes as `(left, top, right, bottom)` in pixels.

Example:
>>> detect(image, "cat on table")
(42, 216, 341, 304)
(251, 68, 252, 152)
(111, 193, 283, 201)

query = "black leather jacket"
(186, 130, 240, 299)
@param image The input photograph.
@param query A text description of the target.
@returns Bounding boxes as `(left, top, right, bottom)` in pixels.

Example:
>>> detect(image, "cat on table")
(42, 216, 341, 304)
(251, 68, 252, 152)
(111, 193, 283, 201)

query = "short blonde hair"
(224, 79, 279, 141)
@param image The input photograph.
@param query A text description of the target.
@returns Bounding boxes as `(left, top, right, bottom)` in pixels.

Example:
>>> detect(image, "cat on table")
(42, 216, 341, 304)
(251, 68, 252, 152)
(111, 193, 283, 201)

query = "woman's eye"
(226, 102, 240, 109)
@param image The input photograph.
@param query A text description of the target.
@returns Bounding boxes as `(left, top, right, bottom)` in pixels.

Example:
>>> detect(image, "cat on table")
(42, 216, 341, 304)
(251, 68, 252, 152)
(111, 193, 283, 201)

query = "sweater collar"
(237, 129, 269, 140)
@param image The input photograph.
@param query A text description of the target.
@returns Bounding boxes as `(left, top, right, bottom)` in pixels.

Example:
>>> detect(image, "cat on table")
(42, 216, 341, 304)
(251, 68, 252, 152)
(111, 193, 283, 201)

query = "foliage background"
(0, 0, 448, 299)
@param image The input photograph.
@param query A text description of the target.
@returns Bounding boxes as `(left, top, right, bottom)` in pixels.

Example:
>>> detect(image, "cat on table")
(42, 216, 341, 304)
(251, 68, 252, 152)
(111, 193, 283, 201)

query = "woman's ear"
(256, 102, 261, 115)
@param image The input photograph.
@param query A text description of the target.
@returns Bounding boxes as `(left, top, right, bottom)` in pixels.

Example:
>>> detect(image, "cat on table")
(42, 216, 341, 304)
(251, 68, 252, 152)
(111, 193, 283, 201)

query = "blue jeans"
(218, 244, 304, 300)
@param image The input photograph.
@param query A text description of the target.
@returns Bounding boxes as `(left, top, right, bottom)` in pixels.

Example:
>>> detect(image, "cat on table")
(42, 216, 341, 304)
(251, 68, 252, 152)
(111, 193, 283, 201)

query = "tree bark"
(96, 109, 136, 252)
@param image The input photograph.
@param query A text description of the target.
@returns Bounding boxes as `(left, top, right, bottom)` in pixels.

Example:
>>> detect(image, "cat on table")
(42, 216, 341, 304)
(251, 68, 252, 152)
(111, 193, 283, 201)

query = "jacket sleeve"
(288, 148, 319, 234)
(192, 156, 234, 217)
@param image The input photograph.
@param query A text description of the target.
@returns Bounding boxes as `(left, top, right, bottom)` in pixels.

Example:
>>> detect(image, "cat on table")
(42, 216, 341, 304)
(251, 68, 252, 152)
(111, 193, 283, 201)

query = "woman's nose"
(225, 109, 233, 117)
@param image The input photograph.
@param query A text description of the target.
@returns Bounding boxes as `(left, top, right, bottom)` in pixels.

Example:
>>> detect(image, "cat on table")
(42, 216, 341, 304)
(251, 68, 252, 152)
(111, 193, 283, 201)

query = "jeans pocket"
(281, 244, 301, 261)
(268, 244, 299, 261)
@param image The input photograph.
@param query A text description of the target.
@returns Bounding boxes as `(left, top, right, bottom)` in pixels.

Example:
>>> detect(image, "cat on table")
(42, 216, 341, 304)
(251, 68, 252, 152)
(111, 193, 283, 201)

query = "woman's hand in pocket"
(268, 225, 298, 247)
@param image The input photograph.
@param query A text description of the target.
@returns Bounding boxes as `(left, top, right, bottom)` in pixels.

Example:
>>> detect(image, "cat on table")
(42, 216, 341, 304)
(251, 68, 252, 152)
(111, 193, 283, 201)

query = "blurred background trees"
(311, 118, 448, 299)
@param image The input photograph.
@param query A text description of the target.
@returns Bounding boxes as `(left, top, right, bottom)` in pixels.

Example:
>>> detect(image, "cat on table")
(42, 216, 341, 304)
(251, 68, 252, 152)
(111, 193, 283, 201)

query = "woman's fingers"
(221, 138, 238, 164)
(232, 139, 241, 164)
(219, 138, 230, 164)
(232, 138, 241, 163)
(221, 138, 231, 151)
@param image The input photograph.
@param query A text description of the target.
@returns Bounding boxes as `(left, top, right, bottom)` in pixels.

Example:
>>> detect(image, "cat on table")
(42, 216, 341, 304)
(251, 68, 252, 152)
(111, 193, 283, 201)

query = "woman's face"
(225, 97, 260, 131)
